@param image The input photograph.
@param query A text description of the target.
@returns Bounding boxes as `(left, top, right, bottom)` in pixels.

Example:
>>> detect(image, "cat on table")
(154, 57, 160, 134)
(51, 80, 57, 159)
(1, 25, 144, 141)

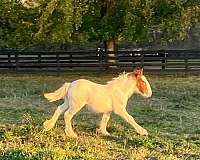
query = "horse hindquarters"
(63, 83, 87, 138)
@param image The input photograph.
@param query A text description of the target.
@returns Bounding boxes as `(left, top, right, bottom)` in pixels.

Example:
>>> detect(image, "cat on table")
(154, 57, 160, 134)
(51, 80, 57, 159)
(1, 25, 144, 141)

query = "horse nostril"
(145, 92, 152, 98)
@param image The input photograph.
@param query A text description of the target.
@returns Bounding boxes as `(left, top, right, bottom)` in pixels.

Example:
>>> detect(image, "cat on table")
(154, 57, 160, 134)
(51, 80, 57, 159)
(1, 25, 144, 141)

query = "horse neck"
(107, 77, 137, 98)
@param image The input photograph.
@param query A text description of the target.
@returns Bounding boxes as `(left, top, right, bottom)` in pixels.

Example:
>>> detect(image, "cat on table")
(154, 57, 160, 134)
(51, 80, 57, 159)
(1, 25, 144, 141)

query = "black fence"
(0, 49, 200, 73)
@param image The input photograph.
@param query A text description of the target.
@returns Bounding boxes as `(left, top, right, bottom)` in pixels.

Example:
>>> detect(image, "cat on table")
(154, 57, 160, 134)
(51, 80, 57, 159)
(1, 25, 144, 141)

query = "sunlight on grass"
(0, 72, 200, 159)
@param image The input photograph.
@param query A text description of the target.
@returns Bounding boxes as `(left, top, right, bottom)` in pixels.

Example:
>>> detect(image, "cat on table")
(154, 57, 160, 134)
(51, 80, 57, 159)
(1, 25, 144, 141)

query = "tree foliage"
(0, 0, 200, 48)
(0, 0, 39, 48)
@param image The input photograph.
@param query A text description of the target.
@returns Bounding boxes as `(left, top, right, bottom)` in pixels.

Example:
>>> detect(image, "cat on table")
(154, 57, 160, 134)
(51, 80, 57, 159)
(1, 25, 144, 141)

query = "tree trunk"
(104, 38, 118, 68)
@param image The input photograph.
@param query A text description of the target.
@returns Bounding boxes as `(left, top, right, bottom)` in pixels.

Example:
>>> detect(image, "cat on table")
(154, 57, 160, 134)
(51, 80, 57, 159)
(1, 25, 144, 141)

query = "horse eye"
(139, 79, 145, 84)
(142, 81, 146, 85)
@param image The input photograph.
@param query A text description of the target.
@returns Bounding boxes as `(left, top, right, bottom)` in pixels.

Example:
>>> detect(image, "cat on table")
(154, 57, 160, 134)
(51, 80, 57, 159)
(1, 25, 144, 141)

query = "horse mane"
(107, 72, 131, 85)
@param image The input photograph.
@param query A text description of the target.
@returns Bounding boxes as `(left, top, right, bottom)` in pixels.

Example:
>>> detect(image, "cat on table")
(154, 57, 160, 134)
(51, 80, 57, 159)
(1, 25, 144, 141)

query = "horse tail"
(44, 82, 70, 102)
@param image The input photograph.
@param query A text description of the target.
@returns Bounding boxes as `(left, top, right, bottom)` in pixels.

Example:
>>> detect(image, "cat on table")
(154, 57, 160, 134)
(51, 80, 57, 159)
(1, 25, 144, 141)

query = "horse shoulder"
(107, 88, 128, 112)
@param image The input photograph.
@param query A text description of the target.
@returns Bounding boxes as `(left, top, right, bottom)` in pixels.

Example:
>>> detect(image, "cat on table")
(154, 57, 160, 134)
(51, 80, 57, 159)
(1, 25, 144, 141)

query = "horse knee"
(64, 110, 70, 119)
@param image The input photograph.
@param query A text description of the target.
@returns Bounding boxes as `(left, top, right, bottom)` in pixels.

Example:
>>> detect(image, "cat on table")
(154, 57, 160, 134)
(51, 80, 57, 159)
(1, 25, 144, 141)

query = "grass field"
(0, 71, 200, 160)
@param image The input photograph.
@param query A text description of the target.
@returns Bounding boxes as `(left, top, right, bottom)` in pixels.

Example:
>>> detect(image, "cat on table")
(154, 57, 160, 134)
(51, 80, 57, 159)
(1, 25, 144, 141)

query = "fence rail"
(0, 49, 200, 72)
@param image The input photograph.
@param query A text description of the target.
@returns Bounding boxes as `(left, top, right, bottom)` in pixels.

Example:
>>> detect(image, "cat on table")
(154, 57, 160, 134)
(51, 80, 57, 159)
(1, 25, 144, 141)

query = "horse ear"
(141, 68, 144, 75)
(134, 68, 143, 79)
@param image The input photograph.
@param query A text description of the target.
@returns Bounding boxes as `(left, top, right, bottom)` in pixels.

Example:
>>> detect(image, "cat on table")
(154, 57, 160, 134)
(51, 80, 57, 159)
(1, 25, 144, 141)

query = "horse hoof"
(67, 134, 78, 138)
(65, 129, 78, 138)
(141, 131, 148, 136)
(137, 128, 148, 136)
(102, 132, 110, 136)
(43, 120, 53, 131)
(96, 128, 110, 136)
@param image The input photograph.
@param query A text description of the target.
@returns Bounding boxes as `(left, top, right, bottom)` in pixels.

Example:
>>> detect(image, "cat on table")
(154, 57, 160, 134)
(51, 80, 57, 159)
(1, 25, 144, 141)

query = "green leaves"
(35, 0, 91, 44)
(0, 0, 39, 48)
(123, 0, 200, 45)
(0, 0, 200, 48)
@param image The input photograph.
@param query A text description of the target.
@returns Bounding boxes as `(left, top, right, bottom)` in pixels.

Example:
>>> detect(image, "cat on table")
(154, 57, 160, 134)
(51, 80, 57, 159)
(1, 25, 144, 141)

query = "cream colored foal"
(43, 68, 152, 138)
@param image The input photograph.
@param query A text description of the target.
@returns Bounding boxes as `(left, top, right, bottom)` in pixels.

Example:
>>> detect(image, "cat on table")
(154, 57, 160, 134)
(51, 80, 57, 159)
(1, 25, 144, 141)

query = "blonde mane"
(107, 72, 130, 85)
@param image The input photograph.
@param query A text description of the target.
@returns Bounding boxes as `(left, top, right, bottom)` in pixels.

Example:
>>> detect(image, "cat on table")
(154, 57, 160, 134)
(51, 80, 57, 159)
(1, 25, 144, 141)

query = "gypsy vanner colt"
(43, 68, 152, 138)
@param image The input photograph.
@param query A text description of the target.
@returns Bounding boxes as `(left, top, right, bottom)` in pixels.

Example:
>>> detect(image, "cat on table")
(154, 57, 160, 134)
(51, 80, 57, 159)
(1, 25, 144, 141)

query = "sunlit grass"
(0, 72, 200, 159)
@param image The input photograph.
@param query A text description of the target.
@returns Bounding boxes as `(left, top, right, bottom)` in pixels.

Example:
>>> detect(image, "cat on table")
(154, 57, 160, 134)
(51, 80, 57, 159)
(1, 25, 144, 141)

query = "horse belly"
(86, 92, 112, 113)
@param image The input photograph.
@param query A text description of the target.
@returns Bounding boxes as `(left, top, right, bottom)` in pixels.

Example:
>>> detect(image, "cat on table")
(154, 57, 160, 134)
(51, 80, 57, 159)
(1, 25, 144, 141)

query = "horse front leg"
(98, 112, 111, 136)
(115, 109, 148, 136)
(43, 102, 68, 131)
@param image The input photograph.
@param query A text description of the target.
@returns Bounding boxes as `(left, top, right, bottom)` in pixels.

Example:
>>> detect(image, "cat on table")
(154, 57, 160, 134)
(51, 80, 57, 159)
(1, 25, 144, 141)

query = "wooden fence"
(0, 49, 200, 72)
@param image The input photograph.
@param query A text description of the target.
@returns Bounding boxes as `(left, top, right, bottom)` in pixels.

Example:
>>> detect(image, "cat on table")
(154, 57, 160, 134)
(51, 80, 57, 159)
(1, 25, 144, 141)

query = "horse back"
(68, 79, 113, 113)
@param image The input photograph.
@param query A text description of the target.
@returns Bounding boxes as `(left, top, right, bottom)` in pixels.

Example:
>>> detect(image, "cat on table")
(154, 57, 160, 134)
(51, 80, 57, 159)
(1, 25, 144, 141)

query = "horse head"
(129, 68, 152, 98)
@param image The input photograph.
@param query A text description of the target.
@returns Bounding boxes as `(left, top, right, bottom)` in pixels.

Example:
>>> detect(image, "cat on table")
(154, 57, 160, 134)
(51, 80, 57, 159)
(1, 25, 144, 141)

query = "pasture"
(0, 71, 200, 160)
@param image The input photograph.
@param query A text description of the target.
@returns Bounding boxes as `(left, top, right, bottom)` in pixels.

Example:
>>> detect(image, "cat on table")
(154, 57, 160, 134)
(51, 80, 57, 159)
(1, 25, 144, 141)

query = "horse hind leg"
(43, 102, 68, 131)
(64, 100, 84, 138)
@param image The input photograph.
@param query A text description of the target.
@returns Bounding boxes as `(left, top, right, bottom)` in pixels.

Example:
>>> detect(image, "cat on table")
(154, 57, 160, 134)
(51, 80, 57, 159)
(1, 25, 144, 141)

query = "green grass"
(0, 72, 200, 160)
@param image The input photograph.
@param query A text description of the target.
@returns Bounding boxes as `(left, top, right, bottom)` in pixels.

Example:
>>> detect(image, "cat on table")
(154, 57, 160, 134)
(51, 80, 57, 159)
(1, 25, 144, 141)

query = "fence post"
(185, 51, 189, 77)
(8, 54, 11, 63)
(69, 52, 72, 69)
(97, 49, 104, 70)
(141, 51, 144, 68)
(162, 51, 166, 70)
(7, 53, 11, 69)
(131, 52, 135, 68)
(38, 53, 41, 63)
(15, 52, 19, 72)
(56, 53, 60, 74)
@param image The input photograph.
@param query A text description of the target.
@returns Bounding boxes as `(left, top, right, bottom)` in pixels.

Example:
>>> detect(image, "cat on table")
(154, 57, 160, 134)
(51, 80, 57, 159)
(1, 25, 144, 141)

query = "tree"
(4, 0, 200, 62)
(0, 0, 39, 48)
